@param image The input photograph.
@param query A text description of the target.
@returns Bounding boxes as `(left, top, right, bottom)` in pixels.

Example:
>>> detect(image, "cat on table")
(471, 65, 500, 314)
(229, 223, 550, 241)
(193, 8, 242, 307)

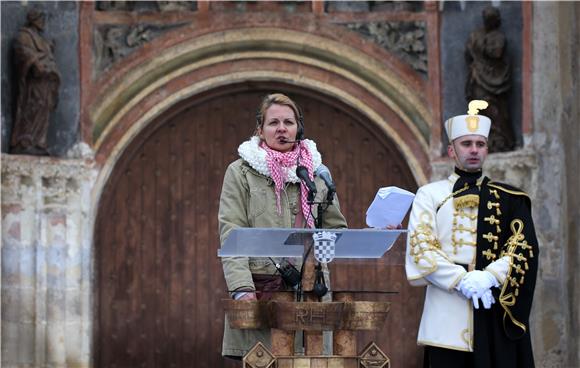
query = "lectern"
(219, 228, 404, 368)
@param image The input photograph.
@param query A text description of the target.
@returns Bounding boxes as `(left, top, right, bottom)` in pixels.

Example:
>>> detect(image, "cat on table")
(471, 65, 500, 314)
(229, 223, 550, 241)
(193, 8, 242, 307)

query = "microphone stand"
(295, 164, 335, 301)
(309, 189, 333, 301)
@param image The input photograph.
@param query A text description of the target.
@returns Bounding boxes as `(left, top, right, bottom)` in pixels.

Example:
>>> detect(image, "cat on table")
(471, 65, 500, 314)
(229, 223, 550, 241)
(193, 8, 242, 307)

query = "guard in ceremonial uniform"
(405, 100, 539, 368)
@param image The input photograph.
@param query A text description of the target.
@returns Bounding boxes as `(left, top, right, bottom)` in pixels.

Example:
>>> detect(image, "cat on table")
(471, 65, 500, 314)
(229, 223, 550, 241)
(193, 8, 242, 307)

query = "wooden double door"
(95, 85, 424, 367)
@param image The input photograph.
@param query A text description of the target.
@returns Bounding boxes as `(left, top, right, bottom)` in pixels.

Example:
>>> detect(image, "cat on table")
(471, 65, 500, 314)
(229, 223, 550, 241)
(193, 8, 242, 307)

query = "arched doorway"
(94, 84, 423, 367)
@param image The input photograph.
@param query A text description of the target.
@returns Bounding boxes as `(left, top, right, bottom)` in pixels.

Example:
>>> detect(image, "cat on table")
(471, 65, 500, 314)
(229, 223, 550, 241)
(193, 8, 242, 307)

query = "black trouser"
(424, 346, 474, 368)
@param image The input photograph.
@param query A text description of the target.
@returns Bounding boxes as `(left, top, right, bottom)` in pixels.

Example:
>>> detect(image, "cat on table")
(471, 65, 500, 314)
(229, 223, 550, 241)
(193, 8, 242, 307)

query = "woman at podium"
(218, 93, 348, 359)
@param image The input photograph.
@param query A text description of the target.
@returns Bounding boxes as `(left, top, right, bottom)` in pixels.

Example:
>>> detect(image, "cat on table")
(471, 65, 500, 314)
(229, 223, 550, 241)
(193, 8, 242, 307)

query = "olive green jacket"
(219, 156, 347, 357)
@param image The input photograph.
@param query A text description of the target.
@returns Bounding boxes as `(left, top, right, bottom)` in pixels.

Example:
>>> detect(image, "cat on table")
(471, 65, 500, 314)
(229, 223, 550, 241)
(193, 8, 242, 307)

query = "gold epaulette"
(487, 183, 530, 198)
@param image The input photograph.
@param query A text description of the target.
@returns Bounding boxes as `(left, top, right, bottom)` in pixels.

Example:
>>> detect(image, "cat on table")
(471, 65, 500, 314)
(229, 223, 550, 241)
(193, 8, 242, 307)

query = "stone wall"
(1, 154, 97, 367)
(530, 3, 580, 367)
(562, 4, 580, 366)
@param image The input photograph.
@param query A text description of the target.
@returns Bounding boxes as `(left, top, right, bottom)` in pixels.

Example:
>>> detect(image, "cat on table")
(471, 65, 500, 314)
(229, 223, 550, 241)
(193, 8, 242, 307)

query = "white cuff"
(233, 291, 249, 300)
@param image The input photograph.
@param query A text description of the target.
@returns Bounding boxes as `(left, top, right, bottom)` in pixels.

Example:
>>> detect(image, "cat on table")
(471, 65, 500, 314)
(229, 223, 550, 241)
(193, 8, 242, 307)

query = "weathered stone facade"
(528, 3, 579, 367)
(2, 154, 97, 367)
(1, 1, 579, 368)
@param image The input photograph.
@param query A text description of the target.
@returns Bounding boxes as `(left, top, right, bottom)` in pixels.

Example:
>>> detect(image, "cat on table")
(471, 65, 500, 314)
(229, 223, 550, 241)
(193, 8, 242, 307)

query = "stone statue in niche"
(465, 5, 514, 152)
(10, 9, 61, 155)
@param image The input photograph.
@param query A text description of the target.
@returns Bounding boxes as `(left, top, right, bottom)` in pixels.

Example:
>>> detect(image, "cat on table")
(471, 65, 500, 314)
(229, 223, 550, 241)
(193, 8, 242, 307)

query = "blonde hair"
(255, 93, 303, 134)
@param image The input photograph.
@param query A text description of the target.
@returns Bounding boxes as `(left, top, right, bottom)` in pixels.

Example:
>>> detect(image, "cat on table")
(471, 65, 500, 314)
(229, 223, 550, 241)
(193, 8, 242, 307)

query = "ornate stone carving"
(94, 27, 126, 68)
(95, 1, 135, 11)
(156, 1, 193, 12)
(10, 9, 61, 156)
(93, 23, 185, 74)
(465, 6, 514, 152)
(126, 24, 153, 48)
(96, 1, 195, 12)
(369, 1, 423, 12)
(345, 21, 428, 75)
(327, 1, 422, 13)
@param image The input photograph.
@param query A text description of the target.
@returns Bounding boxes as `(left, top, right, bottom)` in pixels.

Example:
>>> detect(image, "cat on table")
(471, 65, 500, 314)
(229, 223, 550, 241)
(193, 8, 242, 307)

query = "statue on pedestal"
(10, 9, 61, 155)
(465, 6, 514, 152)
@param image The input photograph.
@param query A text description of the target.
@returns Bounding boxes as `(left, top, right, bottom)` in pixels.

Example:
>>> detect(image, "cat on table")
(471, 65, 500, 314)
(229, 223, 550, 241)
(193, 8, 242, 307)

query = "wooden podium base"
(243, 341, 390, 368)
(223, 299, 391, 331)
(224, 298, 391, 368)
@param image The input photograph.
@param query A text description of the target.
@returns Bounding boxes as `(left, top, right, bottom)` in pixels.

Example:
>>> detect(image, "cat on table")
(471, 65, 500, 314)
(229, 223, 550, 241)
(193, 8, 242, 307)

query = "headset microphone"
(280, 138, 302, 144)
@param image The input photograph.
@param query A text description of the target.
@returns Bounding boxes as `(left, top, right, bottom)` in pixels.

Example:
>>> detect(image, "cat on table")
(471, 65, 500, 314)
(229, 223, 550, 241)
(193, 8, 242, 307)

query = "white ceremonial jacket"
(405, 173, 510, 351)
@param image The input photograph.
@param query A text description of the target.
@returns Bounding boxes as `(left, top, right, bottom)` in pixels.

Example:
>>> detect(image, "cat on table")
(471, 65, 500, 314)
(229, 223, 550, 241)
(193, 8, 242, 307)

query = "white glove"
(463, 270, 499, 297)
(456, 275, 475, 299)
(481, 289, 496, 309)
(473, 288, 495, 309)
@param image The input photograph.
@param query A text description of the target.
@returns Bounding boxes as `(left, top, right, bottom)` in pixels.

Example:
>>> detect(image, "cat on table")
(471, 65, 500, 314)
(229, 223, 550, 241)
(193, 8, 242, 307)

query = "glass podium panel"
(217, 228, 405, 259)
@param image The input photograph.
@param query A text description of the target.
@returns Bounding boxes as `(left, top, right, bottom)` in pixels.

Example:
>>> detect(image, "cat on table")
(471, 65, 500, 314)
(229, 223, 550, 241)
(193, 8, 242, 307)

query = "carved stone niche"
(465, 5, 515, 152)
(10, 8, 61, 156)
(345, 21, 428, 76)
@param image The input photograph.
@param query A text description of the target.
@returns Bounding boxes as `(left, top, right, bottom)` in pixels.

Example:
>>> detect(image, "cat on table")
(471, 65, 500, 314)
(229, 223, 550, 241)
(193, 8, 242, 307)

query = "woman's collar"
(237, 136, 322, 181)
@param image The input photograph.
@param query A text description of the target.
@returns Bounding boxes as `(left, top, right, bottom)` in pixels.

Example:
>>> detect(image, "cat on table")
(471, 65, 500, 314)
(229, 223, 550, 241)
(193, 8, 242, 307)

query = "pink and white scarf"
(261, 141, 315, 228)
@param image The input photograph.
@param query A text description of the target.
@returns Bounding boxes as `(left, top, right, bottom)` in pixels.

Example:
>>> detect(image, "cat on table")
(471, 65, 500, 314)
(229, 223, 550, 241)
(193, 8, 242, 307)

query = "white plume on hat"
(445, 100, 491, 141)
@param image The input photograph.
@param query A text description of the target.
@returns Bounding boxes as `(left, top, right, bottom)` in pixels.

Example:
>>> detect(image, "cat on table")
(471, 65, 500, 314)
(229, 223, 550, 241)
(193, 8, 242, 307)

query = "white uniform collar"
(237, 136, 322, 182)
(448, 172, 460, 184)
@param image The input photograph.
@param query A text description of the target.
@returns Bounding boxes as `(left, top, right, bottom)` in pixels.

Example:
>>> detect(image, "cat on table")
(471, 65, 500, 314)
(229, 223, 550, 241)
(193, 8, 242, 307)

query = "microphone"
(315, 164, 336, 201)
(313, 263, 328, 298)
(296, 165, 317, 198)
(280, 138, 301, 144)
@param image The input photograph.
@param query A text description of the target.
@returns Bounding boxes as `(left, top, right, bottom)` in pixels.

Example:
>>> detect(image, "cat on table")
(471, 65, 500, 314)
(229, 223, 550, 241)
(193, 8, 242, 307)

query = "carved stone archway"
(89, 26, 434, 196)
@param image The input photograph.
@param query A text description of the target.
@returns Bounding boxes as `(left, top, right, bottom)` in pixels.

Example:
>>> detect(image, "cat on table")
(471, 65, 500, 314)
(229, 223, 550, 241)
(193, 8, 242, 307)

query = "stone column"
(1, 154, 96, 367)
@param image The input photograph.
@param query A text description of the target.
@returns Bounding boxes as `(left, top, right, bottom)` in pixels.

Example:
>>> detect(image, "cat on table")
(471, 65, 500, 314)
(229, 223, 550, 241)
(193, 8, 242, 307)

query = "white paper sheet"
(365, 186, 415, 228)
